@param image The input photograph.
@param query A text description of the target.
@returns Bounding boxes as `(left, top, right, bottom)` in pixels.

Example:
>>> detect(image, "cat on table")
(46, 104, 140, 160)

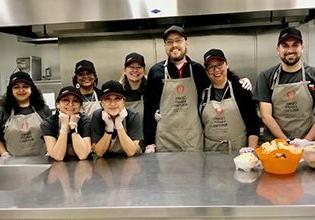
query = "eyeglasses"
(127, 65, 143, 70)
(165, 38, 185, 46)
(60, 98, 81, 106)
(102, 96, 123, 104)
(207, 62, 225, 72)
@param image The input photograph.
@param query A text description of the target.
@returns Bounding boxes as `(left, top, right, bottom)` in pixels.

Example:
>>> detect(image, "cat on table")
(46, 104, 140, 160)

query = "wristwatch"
(70, 127, 78, 134)
(105, 130, 114, 135)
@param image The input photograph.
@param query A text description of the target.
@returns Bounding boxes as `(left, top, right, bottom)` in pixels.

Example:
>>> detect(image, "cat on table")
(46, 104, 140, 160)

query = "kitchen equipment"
(16, 56, 42, 80)
(256, 147, 303, 174)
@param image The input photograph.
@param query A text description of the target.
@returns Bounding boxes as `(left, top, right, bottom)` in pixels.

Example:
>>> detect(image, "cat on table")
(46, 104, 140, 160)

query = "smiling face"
(76, 70, 96, 88)
(12, 82, 32, 105)
(164, 32, 188, 62)
(277, 38, 304, 66)
(57, 94, 82, 115)
(124, 61, 145, 83)
(101, 94, 125, 117)
(206, 58, 228, 87)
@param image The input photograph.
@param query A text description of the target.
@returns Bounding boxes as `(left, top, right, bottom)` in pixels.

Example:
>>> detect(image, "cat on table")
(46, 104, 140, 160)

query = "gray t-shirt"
(253, 64, 315, 103)
(90, 108, 142, 146)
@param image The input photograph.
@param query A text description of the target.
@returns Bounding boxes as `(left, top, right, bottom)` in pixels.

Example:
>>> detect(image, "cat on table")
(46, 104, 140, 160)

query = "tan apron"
(155, 60, 204, 152)
(4, 108, 45, 156)
(201, 81, 247, 153)
(125, 96, 144, 135)
(81, 91, 101, 117)
(107, 120, 140, 154)
(267, 64, 314, 140)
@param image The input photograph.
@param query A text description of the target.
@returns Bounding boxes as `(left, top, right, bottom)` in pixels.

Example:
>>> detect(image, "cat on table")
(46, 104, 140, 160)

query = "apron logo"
(215, 107, 224, 115)
(286, 90, 296, 100)
(20, 121, 29, 132)
(176, 84, 185, 94)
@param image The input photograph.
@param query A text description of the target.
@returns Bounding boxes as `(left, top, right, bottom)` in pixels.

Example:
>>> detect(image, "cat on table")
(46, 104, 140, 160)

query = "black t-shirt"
(40, 113, 91, 144)
(90, 108, 142, 145)
(253, 64, 315, 103)
(125, 89, 143, 102)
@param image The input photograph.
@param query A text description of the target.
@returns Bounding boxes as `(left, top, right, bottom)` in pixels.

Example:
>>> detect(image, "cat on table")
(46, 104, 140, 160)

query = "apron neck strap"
(272, 63, 305, 89)
(164, 59, 192, 80)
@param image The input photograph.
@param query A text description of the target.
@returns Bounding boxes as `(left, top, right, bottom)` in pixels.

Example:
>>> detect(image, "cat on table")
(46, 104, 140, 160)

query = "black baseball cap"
(203, 49, 227, 67)
(163, 25, 187, 41)
(9, 71, 34, 86)
(74, 60, 96, 74)
(56, 86, 83, 103)
(100, 80, 125, 99)
(124, 52, 145, 67)
(278, 27, 303, 45)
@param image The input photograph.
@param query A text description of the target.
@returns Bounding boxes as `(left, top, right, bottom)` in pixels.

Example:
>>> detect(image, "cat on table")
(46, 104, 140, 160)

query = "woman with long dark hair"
(0, 71, 51, 157)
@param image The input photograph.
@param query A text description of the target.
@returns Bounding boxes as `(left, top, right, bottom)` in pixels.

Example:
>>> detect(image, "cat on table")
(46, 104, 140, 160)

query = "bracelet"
(70, 127, 78, 134)
(104, 130, 114, 135)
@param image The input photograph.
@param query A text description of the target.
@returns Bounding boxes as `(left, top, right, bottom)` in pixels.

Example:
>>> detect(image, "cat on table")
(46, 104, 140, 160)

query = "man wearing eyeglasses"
(253, 27, 315, 145)
(142, 24, 214, 153)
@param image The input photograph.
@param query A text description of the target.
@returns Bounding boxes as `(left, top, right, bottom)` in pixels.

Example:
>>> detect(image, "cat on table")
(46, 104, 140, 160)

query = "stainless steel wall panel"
(59, 36, 158, 86)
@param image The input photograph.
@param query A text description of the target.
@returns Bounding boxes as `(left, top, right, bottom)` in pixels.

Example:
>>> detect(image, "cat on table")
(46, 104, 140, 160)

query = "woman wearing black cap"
(72, 59, 102, 117)
(91, 80, 142, 157)
(200, 49, 260, 153)
(0, 71, 52, 157)
(40, 86, 91, 161)
(120, 52, 146, 135)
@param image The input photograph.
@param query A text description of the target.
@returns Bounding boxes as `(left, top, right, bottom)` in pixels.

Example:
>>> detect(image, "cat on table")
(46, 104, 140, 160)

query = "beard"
(280, 53, 301, 66)
(169, 47, 187, 62)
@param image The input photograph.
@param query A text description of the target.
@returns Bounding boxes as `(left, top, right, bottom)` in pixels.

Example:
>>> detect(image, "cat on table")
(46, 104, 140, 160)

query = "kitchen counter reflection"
(0, 153, 315, 219)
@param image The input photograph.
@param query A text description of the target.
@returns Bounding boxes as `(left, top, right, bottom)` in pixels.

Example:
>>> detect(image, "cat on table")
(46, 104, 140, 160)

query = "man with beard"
(143, 25, 210, 152)
(253, 27, 315, 143)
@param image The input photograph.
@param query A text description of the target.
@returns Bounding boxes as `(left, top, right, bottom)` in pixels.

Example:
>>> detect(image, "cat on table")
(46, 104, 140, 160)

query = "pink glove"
(59, 112, 70, 133)
(102, 111, 114, 133)
(114, 108, 128, 129)
(69, 114, 80, 129)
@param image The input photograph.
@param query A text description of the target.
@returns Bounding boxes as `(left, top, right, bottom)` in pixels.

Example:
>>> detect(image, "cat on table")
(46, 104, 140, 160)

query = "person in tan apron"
(119, 52, 146, 136)
(143, 25, 254, 153)
(72, 60, 102, 117)
(253, 27, 315, 143)
(92, 80, 142, 157)
(155, 60, 204, 152)
(200, 49, 259, 153)
(41, 86, 91, 161)
(0, 71, 52, 157)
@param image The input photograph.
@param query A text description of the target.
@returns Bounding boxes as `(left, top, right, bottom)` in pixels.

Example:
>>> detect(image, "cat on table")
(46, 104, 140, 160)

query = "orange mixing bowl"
(256, 148, 303, 174)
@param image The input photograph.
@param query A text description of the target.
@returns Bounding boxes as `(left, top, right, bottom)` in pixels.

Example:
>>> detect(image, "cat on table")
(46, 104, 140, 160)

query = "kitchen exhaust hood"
(0, 0, 315, 42)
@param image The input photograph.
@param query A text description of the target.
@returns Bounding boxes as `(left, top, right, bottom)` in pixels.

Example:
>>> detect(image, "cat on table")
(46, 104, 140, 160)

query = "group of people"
(0, 25, 314, 161)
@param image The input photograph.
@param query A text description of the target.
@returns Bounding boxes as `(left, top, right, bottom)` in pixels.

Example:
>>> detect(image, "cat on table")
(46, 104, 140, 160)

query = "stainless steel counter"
(0, 153, 315, 219)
